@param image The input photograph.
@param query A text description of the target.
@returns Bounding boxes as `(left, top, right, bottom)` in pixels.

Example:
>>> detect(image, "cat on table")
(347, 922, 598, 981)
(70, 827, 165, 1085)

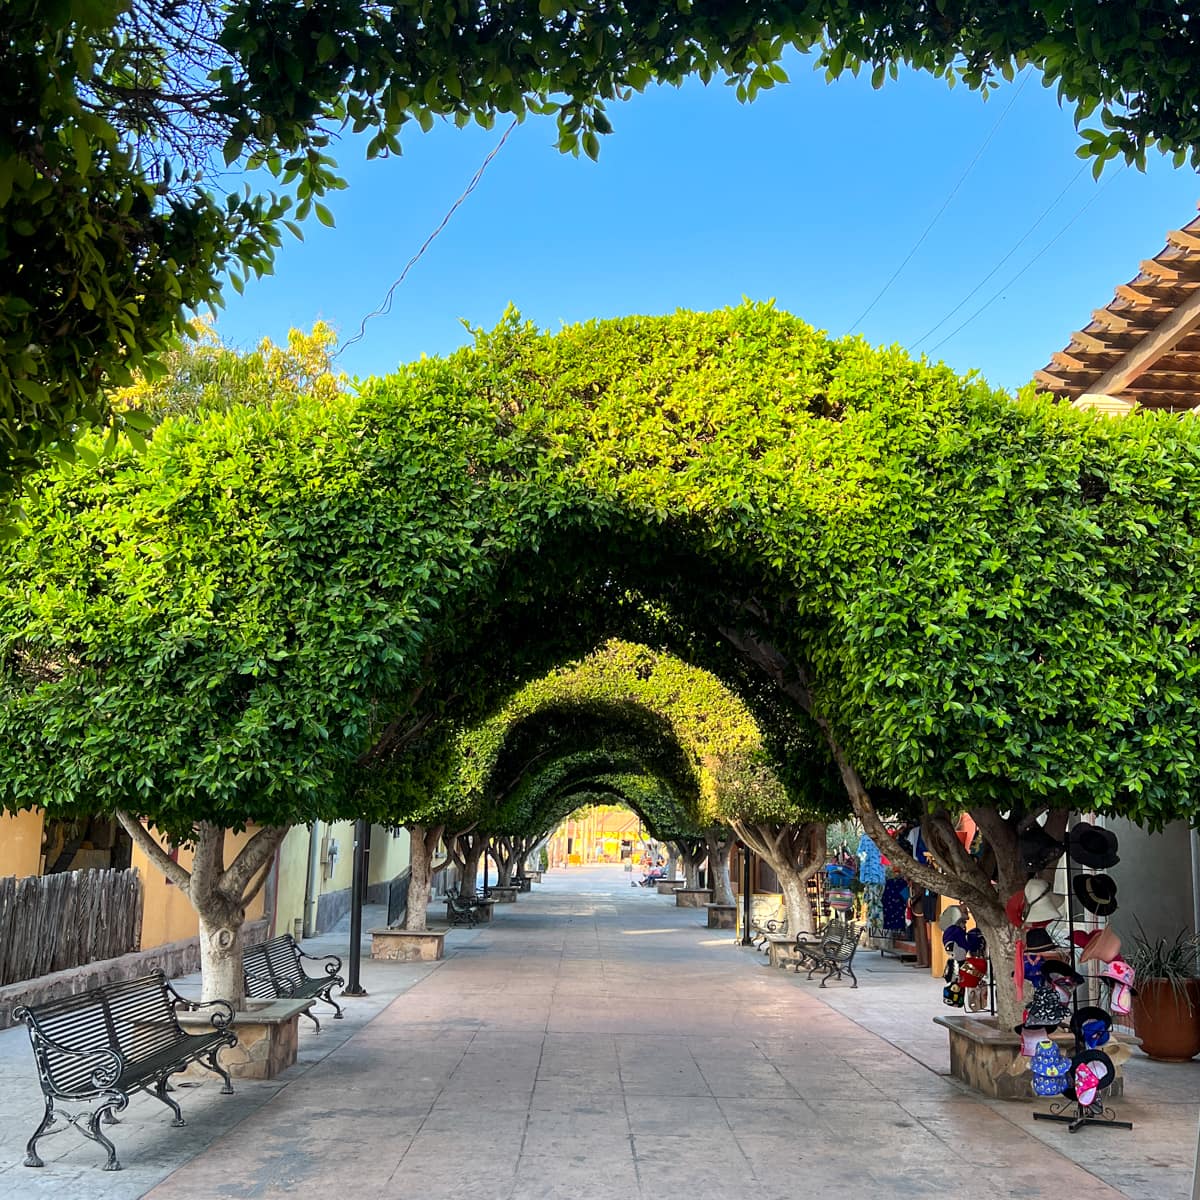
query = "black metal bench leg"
(203, 1049, 235, 1095)
(85, 1103, 123, 1171)
(847, 965, 859, 989)
(23, 1097, 55, 1167)
(302, 1006, 322, 1032)
(153, 1077, 187, 1127)
(323, 989, 344, 1020)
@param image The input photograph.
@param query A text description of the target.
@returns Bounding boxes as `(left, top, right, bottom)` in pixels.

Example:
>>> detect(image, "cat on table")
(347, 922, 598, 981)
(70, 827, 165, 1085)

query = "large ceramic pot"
(1132, 978, 1200, 1062)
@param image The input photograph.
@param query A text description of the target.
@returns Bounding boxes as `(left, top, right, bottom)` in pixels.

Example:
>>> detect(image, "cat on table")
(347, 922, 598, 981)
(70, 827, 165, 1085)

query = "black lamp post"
(343, 818, 369, 996)
(740, 843, 754, 947)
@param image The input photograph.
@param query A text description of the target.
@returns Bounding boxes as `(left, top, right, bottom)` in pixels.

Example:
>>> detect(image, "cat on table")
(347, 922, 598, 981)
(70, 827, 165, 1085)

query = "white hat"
(937, 904, 965, 931)
(1024, 878, 1065, 924)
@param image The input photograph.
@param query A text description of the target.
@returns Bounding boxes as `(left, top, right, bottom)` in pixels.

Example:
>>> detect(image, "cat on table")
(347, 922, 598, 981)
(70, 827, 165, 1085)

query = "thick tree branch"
(716, 625, 812, 711)
(221, 824, 289, 897)
(116, 810, 192, 892)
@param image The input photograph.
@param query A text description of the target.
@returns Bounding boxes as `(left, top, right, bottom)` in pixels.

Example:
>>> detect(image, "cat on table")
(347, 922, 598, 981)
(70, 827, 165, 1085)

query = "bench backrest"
(19, 973, 180, 1092)
(243, 935, 305, 997)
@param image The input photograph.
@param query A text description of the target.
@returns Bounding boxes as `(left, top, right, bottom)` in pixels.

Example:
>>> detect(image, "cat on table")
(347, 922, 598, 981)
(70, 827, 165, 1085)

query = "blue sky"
(214, 52, 1198, 394)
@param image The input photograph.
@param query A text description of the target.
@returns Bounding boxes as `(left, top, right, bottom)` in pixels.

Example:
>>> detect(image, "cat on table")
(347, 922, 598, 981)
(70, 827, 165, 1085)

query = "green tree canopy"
(9, 1, 1200, 500)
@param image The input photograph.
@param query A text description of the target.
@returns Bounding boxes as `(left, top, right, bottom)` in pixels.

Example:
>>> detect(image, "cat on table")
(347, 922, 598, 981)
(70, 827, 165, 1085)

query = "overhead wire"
(927, 163, 1129, 355)
(334, 118, 520, 361)
(910, 161, 1089, 352)
(843, 69, 1032, 335)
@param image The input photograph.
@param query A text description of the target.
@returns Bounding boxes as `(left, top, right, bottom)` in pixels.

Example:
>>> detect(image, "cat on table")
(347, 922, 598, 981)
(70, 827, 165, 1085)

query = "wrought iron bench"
(445, 887, 480, 927)
(751, 916, 787, 951)
(800, 921, 864, 988)
(243, 934, 344, 1031)
(792, 918, 847, 972)
(15, 971, 237, 1172)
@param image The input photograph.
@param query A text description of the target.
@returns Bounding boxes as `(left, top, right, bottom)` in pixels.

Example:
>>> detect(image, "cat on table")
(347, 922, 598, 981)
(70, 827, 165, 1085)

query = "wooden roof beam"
(1034, 369, 1071, 391)
(1166, 229, 1200, 253)
(1069, 330, 1118, 354)
(1089, 284, 1200, 396)
(1114, 283, 1161, 306)
(1139, 258, 1193, 282)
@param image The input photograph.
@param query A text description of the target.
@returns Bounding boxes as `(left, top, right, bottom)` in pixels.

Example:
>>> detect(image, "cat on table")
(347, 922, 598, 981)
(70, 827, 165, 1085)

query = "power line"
(910, 162, 1088, 352)
(334, 118, 520, 361)
(844, 69, 1032, 335)
(927, 164, 1128, 355)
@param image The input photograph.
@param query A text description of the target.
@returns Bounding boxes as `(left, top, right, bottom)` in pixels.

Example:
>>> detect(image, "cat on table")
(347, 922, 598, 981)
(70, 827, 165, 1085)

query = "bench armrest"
(15, 1014, 126, 1093)
(295, 947, 343, 978)
(165, 982, 235, 1030)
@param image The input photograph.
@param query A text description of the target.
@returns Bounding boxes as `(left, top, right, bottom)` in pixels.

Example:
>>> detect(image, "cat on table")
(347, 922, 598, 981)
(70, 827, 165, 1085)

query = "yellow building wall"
(274, 824, 315, 941)
(370, 825, 411, 886)
(0, 809, 45, 877)
(132, 825, 267, 950)
(323, 820, 356, 894)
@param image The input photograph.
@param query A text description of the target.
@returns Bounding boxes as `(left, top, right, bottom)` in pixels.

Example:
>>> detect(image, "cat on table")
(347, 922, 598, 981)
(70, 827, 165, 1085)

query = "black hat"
(1072, 872, 1119, 916)
(1067, 822, 1120, 869)
(1041, 960, 1086, 990)
(1024, 927, 1059, 955)
(1020, 825, 1065, 871)
(1015, 983, 1070, 1032)
(1069, 1006, 1113, 1049)
(1063, 1048, 1116, 1105)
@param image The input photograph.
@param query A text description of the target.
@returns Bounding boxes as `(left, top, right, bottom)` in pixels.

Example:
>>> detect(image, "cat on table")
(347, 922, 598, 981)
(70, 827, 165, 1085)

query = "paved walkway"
(0, 866, 1196, 1199)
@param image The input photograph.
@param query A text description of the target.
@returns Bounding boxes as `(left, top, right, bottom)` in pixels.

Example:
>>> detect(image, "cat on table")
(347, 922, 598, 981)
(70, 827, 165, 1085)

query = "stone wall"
(0, 918, 269, 1030)
(315, 885, 351, 933)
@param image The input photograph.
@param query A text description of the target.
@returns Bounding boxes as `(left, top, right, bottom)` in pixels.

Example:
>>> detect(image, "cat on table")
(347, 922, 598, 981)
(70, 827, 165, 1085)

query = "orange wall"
(0, 810, 45, 877)
(131, 825, 268, 950)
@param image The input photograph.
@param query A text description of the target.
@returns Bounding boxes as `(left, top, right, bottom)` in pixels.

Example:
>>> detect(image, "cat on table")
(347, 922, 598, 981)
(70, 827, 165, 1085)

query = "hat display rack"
(1031, 819, 1132, 1134)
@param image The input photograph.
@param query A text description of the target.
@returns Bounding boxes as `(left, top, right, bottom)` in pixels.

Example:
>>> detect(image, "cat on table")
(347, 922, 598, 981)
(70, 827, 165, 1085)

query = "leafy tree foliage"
(7, 0, 1200, 500)
(4, 304, 1200, 1016)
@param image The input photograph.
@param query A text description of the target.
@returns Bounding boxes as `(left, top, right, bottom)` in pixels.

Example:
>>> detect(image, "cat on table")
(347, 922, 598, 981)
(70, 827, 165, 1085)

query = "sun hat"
(1019, 1029, 1045, 1057)
(1067, 822, 1120, 869)
(1025, 878, 1067, 924)
(1072, 873, 1119, 916)
(1080, 925, 1121, 965)
(942, 981, 964, 1008)
(1101, 957, 1137, 1015)
(1024, 927, 1059, 955)
(1030, 1040, 1072, 1096)
(1041, 960, 1085, 997)
(1066, 1049, 1115, 1107)
(1020, 825, 1065, 871)
(1069, 1006, 1113, 1049)
(938, 905, 965, 931)
(1016, 983, 1070, 1032)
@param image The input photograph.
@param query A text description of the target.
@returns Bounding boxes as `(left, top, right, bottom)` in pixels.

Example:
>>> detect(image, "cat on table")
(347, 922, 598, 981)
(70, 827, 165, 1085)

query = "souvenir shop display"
(1012, 818, 1132, 1133)
(939, 904, 991, 1011)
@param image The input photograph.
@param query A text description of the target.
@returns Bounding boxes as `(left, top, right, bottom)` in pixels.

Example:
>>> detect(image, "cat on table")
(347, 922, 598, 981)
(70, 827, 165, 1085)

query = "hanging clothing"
(882, 877, 909, 931)
(857, 834, 886, 885)
(865, 882, 885, 933)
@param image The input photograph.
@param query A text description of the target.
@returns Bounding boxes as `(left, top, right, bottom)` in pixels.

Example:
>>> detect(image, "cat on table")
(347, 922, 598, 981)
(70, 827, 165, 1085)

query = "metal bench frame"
(445, 886, 480, 927)
(243, 933, 344, 1031)
(15, 971, 236, 1172)
(799, 921, 864, 988)
(751, 916, 787, 951)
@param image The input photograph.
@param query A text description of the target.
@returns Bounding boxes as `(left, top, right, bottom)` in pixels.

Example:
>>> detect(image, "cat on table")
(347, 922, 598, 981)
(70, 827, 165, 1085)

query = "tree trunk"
(777, 867, 814, 937)
(450, 831, 484, 900)
(114, 813, 285, 1010)
(665, 845, 679, 880)
(974, 914, 1023, 1029)
(493, 837, 516, 887)
(404, 823, 443, 932)
(197, 896, 247, 1005)
(732, 820, 826, 938)
(704, 830, 736, 905)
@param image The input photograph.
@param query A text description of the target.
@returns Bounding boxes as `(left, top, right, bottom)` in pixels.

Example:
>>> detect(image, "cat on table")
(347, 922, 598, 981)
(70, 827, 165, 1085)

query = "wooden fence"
(0, 868, 143, 987)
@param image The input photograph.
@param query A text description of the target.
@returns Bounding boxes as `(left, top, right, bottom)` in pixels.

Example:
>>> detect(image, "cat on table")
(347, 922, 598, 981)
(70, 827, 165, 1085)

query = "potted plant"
(1128, 924, 1200, 1062)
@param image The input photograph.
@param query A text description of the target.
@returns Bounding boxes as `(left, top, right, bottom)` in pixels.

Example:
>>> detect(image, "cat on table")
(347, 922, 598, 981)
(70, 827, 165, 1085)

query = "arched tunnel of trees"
(3, 304, 1199, 1029)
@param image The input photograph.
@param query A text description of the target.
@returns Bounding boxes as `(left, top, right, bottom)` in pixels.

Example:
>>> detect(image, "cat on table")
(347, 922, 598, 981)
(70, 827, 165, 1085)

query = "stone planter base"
(655, 879, 683, 895)
(490, 886, 519, 903)
(371, 928, 446, 962)
(518, 877, 532, 892)
(705, 903, 737, 929)
(675, 888, 713, 908)
(179, 998, 309, 1081)
(767, 936, 799, 970)
(529, 872, 543, 883)
(935, 1014, 1128, 1101)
